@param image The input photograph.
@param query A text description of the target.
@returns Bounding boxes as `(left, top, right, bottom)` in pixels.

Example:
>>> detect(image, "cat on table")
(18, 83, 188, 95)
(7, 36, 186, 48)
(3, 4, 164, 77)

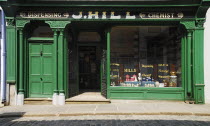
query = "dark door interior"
(68, 22, 105, 96)
(79, 46, 100, 90)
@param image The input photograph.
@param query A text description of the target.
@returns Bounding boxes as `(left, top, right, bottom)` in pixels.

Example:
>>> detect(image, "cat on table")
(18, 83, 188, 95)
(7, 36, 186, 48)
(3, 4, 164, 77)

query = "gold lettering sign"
(111, 63, 120, 66)
(88, 11, 99, 19)
(102, 11, 107, 19)
(140, 12, 183, 19)
(111, 75, 118, 78)
(21, 12, 64, 18)
(19, 12, 184, 19)
(158, 69, 169, 73)
(158, 75, 170, 78)
(158, 64, 169, 67)
(112, 69, 119, 72)
(142, 64, 153, 68)
(124, 69, 136, 72)
(142, 74, 151, 77)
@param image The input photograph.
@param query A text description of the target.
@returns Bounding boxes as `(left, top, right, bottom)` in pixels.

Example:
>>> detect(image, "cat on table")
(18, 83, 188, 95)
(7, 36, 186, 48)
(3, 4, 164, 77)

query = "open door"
(68, 36, 79, 97)
(101, 49, 107, 98)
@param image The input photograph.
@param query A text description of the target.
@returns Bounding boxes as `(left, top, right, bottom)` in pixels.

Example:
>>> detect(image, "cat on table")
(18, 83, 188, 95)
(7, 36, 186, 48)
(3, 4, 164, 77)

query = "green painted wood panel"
(193, 29, 204, 84)
(111, 92, 144, 99)
(109, 88, 184, 100)
(195, 85, 205, 104)
(193, 28, 205, 103)
(28, 42, 54, 97)
(6, 26, 16, 83)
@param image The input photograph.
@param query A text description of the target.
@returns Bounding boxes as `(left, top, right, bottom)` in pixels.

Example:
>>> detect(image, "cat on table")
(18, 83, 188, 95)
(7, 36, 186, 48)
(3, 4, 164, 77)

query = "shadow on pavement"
(0, 112, 25, 118)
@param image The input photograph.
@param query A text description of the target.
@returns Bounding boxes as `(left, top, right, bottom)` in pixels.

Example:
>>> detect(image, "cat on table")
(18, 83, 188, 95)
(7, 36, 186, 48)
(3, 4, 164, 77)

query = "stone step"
(66, 91, 109, 104)
(65, 99, 111, 104)
(24, 98, 111, 105)
(24, 98, 52, 105)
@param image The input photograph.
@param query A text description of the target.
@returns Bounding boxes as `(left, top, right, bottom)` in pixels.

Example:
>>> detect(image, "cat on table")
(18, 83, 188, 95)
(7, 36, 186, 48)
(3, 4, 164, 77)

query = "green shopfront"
(1, 0, 210, 105)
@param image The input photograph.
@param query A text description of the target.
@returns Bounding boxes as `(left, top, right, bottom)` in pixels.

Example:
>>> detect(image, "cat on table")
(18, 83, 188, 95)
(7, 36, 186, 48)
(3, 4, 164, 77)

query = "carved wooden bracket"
(45, 21, 70, 29)
(6, 18, 15, 27)
(16, 20, 30, 28)
(196, 20, 205, 28)
(180, 21, 196, 30)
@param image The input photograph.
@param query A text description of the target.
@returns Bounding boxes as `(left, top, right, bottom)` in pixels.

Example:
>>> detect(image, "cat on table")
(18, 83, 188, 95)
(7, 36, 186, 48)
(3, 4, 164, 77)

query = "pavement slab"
(0, 101, 210, 118)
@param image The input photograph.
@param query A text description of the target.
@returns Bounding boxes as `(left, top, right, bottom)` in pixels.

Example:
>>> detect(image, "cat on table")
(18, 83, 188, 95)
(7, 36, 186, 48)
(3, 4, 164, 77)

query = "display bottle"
(163, 80, 168, 87)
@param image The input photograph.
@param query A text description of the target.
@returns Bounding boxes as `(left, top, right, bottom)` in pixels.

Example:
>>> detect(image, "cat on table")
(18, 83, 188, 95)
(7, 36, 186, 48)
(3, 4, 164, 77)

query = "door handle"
(40, 51, 43, 56)
(40, 78, 43, 81)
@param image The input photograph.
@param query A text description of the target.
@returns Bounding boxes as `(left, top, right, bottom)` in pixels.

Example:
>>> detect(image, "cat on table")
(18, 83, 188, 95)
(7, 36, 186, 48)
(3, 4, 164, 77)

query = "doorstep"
(24, 98, 52, 105)
(66, 91, 110, 104)
(24, 98, 111, 105)
(65, 99, 111, 104)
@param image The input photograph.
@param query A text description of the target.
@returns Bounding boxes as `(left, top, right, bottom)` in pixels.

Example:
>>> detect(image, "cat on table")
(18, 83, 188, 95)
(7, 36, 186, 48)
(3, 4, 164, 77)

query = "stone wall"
(204, 8, 210, 104)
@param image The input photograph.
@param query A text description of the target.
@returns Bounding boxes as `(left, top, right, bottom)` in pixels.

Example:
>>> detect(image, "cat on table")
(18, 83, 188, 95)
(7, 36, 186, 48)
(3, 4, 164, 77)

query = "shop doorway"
(67, 28, 107, 101)
(78, 46, 101, 91)
(28, 40, 54, 98)
(26, 22, 55, 98)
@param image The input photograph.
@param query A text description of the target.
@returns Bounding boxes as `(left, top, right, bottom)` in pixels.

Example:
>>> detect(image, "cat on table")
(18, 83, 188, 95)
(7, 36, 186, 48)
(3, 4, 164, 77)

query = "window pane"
(110, 26, 181, 88)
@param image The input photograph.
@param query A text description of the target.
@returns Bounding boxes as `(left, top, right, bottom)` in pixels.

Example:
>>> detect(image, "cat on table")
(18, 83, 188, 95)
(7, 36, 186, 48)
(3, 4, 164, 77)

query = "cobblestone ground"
(0, 115, 210, 126)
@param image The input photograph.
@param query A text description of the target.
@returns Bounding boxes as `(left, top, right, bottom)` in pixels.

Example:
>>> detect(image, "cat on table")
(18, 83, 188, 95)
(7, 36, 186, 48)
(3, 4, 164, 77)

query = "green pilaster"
(186, 30, 193, 96)
(106, 28, 111, 98)
(23, 32, 27, 97)
(181, 35, 186, 101)
(181, 20, 205, 103)
(46, 21, 70, 95)
(53, 29, 58, 93)
(180, 21, 196, 100)
(6, 18, 16, 83)
(64, 33, 68, 97)
(15, 19, 30, 96)
(193, 20, 205, 104)
(58, 29, 65, 93)
(18, 28, 24, 94)
(184, 35, 188, 100)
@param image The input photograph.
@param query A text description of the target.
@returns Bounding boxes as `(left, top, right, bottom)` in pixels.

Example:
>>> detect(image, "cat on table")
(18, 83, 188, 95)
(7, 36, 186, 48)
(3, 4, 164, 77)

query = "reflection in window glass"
(110, 26, 181, 87)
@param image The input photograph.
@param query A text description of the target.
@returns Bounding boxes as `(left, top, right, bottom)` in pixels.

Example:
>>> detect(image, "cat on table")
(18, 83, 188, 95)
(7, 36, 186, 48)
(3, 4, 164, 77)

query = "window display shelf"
(111, 77, 179, 88)
(114, 81, 157, 87)
(110, 86, 184, 90)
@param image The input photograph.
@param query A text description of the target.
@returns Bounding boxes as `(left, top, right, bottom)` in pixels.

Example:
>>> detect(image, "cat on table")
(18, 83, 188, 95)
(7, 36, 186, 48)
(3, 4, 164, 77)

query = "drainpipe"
(0, 7, 6, 103)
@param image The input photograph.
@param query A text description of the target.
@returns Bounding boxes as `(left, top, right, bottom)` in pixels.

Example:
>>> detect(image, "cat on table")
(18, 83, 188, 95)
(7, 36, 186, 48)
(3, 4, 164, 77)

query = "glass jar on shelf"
(169, 72, 177, 87)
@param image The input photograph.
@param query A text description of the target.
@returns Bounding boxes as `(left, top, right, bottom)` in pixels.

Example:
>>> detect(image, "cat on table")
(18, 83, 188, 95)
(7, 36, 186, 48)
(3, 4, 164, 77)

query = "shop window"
(110, 26, 181, 88)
